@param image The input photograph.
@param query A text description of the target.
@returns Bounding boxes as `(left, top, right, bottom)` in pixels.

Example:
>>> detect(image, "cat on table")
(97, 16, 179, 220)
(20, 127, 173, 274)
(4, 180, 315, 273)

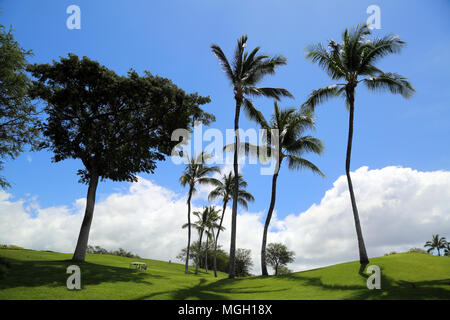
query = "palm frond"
(287, 155, 325, 177)
(362, 72, 415, 98)
(301, 84, 344, 111)
(211, 44, 235, 84)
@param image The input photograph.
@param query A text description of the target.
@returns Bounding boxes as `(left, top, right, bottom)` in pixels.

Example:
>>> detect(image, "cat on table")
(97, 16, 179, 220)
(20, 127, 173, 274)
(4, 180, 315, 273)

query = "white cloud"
(0, 166, 449, 275)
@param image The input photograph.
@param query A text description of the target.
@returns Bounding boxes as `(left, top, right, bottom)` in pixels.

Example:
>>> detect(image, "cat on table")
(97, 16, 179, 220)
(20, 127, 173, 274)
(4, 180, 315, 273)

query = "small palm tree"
(444, 243, 450, 257)
(208, 172, 254, 277)
(183, 206, 221, 274)
(424, 234, 447, 256)
(302, 24, 415, 265)
(211, 35, 292, 278)
(179, 153, 220, 274)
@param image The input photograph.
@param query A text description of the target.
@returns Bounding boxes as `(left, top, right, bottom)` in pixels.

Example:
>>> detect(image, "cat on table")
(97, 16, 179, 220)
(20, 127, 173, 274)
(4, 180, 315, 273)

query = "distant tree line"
(86, 245, 141, 259)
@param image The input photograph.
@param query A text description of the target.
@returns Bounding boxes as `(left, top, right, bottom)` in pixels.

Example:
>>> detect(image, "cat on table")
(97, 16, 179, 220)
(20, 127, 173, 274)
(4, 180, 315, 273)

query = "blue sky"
(2, 0, 450, 220)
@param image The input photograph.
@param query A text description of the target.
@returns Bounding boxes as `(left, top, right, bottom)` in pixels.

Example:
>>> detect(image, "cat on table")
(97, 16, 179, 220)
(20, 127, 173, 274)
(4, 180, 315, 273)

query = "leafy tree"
(0, 25, 40, 188)
(424, 234, 447, 256)
(208, 172, 254, 277)
(179, 153, 220, 273)
(27, 54, 213, 262)
(211, 35, 292, 278)
(235, 248, 253, 277)
(302, 24, 415, 265)
(266, 243, 295, 276)
(235, 102, 323, 275)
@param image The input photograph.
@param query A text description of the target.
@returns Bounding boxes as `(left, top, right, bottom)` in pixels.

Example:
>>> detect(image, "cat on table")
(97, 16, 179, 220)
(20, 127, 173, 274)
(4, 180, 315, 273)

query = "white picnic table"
(129, 262, 147, 270)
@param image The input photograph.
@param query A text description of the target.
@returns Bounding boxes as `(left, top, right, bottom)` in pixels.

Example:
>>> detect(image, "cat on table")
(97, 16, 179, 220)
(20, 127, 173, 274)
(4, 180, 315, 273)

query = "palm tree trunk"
(195, 230, 204, 274)
(205, 231, 209, 272)
(261, 161, 280, 276)
(229, 97, 241, 279)
(72, 171, 100, 262)
(214, 201, 227, 277)
(185, 190, 193, 274)
(345, 87, 369, 265)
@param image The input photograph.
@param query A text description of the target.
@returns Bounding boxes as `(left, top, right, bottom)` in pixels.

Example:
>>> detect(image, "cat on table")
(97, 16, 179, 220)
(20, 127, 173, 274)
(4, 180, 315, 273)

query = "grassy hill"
(0, 248, 449, 300)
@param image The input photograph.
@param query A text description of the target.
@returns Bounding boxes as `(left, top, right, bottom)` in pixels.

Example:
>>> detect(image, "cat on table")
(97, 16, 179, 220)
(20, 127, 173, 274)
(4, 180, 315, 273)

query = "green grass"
(0, 248, 449, 299)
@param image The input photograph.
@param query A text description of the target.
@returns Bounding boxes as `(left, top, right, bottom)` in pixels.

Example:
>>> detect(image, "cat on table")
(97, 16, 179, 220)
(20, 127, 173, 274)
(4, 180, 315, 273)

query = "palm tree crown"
(302, 24, 415, 110)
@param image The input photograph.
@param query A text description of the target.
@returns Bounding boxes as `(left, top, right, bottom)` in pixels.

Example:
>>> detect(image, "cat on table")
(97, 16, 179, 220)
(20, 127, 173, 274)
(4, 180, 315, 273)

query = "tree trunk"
(195, 230, 204, 274)
(229, 97, 241, 279)
(205, 231, 209, 273)
(214, 201, 227, 277)
(261, 159, 280, 276)
(275, 263, 278, 276)
(72, 171, 100, 262)
(185, 190, 193, 274)
(345, 87, 369, 265)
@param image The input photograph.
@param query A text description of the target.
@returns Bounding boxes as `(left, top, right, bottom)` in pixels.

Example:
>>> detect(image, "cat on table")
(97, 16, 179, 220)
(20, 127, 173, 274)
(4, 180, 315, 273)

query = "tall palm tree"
(208, 172, 254, 277)
(241, 102, 324, 275)
(424, 234, 447, 256)
(302, 24, 415, 265)
(183, 206, 221, 274)
(211, 35, 292, 278)
(179, 153, 220, 274)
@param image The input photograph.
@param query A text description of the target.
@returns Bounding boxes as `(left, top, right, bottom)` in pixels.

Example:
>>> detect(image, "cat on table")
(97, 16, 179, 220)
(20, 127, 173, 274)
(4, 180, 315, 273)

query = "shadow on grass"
(135, 277, 289, 300)
(276, 264, 450, 300)
(0, 257, 167, 290)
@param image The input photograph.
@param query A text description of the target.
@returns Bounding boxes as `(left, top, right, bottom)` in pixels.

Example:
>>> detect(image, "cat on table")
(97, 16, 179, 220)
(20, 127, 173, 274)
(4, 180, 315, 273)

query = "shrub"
(408, 248, 428, 254)
(384, 251, 397, 256)
(6, 244, 24, 250)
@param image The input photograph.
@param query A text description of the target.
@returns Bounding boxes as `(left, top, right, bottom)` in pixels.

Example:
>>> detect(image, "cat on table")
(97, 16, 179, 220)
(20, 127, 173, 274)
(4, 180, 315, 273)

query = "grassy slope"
(0, 248, 449, 300)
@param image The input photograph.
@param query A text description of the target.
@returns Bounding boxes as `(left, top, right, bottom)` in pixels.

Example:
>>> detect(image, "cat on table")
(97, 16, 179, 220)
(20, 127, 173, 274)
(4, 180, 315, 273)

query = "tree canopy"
(27, 53, 214, 183)
(0, 25, 40, 188)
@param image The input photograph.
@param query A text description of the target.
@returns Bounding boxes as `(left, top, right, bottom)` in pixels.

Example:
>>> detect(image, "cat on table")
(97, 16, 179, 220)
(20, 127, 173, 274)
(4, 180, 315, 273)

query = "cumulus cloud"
(0, 166, 449, 275)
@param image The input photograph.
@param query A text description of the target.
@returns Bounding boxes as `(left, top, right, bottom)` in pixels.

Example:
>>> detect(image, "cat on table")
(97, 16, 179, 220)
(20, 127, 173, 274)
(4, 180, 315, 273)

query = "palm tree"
(211, 35, 292, 278)
(241, 102, 324, 275)
(424, 234, 447, 256)
(179, 153, 220, 274)
(444, 243, 450, 257)
(208, 172, 254, 277)
(183, 206, 221, 274)
(302, 24, 415, 265)
(203, 210, 223, 273)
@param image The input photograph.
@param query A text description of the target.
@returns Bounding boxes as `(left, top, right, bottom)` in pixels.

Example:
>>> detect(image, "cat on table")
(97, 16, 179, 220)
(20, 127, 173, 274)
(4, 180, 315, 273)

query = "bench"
(129, 262, 147, 270)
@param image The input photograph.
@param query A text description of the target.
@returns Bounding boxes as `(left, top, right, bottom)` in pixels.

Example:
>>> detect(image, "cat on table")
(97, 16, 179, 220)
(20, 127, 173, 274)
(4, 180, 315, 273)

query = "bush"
(3, 244, 24, 250)
(87, 245, 141, 259)
(384, 251, 397, 256)
(408, 247, 428, 254)
(277, 265, 293, 275)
